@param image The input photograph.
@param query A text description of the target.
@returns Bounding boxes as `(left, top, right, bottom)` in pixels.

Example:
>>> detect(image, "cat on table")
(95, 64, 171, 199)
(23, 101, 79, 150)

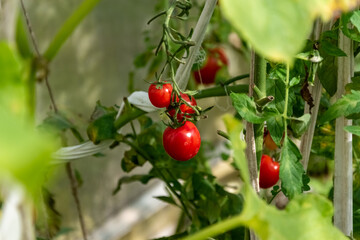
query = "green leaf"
(230, 93, 272, 124)
(240, 188, 347, 240)
(318, 29, 339, 96)
(279, 136, 305, 199)
(344, 125, 360, 136)
(318, 55, 337, 96)
(154, 196, 178, 206)
(185, 186, 348, 240)
(112, 174, 154, 195)
(351, 10, 360, 32)
(267, 115, 284, 146)
(341, 11, 360, 42)
(38, 112, 74, 133)
(0, 43, 57, 194)
(87, 113, 116, 143)
(15, 12, 33, 59)
(220, 0, 321, 62)
(320, 39, 347, 57)
(289, 76, 301, 87)
(121, 148, 147, 173)
(318, 90, 360, 124)
(289, 114, 311, 138)
(223, 114, 249, 184)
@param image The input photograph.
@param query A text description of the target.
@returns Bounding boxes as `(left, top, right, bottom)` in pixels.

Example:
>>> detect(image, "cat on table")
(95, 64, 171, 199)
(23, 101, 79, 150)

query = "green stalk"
(182, 214, 243, 240)
(253, 54, 266, 166)
(194, 84, 248, 99)
(114, 107, 146, 130)
(43, 0, 102, 61)
(283, 64, 290, 136)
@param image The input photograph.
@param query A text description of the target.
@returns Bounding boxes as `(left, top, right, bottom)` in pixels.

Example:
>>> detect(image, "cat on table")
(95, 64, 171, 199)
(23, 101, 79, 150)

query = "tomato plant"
(259, 154, 279, 189)
(148, 82, 173, 108)
(193, 47, 228, 84)
(2, 0, 360, 239)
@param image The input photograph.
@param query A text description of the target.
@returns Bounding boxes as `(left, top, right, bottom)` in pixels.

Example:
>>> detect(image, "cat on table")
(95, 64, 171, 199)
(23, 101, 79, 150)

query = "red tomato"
(163, 121, 201, 161)
(148, 83, 173, 108)
(168, 93, 197, 122)
(259, 154, 280, 189)
(193, 48, 228, 84)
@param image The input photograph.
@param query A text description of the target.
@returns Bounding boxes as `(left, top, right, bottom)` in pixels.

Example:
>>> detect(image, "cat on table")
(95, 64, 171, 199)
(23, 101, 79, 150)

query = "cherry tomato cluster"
(193, 47, 228, 85)
(259, 154, 280, 189)
(148, 82, 201, 161)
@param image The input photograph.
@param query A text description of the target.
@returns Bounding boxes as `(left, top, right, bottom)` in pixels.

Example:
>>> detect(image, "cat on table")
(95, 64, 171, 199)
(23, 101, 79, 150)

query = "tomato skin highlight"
(259, 154, 280, 189)
(168, 93, 197, 122)
(148, 83, 173, 108)
(193, 48, 228, 84)
(163, 121, 201, 161)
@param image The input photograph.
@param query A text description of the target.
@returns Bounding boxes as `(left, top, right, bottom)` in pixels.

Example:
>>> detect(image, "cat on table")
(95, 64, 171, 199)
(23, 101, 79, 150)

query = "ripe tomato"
(168, 93, 197, 122)
(163, 121, 201, 161)
(148, 82, 173, 108)
(259, 154, 280, 189)
(193, 48, 228, 84)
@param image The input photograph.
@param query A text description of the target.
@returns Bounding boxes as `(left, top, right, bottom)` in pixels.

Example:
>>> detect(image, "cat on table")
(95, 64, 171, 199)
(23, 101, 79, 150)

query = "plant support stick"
(175, 0, 218, 90)
(334, 26, 353, 236)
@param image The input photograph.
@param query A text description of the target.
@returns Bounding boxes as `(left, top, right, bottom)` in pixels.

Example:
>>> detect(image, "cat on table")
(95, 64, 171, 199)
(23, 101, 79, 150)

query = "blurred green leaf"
(344, 125, 360, 136)
(223, 114, 249, 184)
(0, 42, 57, 194)
(220, 0, 321, 62)
(341, 11, 360, 42)
(15, 12, 33, 59)
(318, 90, 360, 124)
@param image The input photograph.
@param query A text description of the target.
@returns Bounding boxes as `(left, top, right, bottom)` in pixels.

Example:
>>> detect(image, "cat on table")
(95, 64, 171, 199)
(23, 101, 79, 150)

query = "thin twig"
(20, 2, 87, 239)
(65, 163, 88, 240)
(19, 0, 40, 56)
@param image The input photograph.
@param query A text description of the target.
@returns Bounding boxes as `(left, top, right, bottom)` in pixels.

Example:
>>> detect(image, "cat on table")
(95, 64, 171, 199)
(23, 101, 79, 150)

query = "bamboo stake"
(300, 20, 332, 170)
(334, 27, 353, 236)
(175, 0, 218, 90)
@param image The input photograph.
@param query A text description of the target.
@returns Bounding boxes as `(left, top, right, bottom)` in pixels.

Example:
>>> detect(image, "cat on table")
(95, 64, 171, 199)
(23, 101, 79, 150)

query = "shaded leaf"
(266, 115, 284, 146)
(113, 174, 154, 195)
(154, 196, 178, 206)
(289, 114, 311, 138)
